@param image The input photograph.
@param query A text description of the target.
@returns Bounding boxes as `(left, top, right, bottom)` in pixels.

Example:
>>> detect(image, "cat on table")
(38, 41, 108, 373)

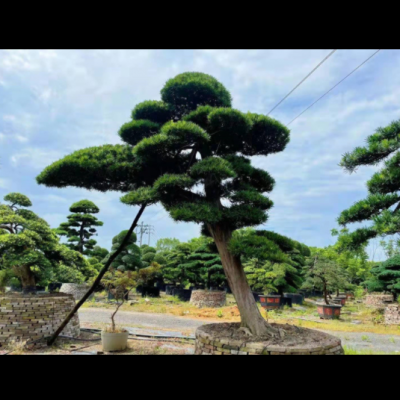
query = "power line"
(267, 49, 338, 116)
(287, 49, 381, 126)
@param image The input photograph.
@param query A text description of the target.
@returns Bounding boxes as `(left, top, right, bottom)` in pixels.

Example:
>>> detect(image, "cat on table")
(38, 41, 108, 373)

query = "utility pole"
(135, 222, 155, 246)
(147, 225, 155, 246)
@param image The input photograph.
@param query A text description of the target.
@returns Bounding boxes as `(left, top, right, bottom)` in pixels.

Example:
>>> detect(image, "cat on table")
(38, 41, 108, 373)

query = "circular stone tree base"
(0, 293, 80, 347)
(195, 323, 344, 355)
(60, 283, 92, 302)
(190, 290, 226, 308)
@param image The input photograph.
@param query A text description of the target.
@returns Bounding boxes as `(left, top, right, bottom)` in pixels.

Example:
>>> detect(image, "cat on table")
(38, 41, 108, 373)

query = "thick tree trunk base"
(14, 265, 36, 292)
(208, 224, 278, 338)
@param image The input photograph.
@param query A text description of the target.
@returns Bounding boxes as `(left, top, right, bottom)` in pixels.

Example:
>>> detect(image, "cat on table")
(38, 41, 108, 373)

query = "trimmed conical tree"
(339, 119, 400, 249)
(37, 72, 289, 336)
(56, 200, 103, 255)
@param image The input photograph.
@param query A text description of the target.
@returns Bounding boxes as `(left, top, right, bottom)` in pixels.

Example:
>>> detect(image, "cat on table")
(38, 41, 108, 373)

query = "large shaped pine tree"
(339, 119, 400, 249)
(37, 72, 289, 336)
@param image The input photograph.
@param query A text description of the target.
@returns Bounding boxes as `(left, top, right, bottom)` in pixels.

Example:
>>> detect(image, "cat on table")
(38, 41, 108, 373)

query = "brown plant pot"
(259, 295, 282, 311)
(317, 304, 342, 320)
(335, 296, 346, 306)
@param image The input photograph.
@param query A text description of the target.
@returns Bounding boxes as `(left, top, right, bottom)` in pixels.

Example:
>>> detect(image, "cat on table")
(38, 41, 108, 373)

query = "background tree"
(186, 239, 225, 289)
(37, 72, 289, 337)
(365, 255, 400, 300)
(162, 243, 196, 287)
(302, 251, 351, 304)
(90, 245, 109, 261)
(0, 193, 88, 290)
(156, 238, 180, 252)
(106, 230, 142, 272)
(140, 245, 157, 267)
(338, 119, 400, 250)
(236, 230, 309, 295)
(56, 200, 103, 255)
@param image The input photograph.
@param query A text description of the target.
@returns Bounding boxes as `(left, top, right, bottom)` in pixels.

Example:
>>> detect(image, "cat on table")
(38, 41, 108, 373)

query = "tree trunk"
(324, 282, 329, 305)
(15, 265, 35, 289)
(208, 224, 277, 337)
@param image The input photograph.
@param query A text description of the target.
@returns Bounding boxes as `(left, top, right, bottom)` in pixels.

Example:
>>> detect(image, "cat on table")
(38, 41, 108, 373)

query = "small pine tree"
(56, 200, 103, 255)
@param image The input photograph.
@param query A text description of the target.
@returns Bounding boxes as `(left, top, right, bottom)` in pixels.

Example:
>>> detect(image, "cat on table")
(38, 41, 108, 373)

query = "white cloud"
(0, 178, 9, 189)
(10, 148, 63, 169)
(15, 135, 29, 143)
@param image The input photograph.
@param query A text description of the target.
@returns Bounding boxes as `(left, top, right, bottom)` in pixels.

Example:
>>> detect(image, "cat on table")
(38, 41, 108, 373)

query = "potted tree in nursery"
(101, 269, 137, 352)
(302, 253, 349, 320)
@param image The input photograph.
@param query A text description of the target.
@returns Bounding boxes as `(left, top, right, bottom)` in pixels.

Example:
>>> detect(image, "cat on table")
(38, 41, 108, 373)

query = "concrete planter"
(101, 330, 129, 352)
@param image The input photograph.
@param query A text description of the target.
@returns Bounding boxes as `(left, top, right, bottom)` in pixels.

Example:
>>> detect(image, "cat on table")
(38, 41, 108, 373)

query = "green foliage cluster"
(38, 71, 289, 234)
(0, 193, 91, 288)
(105, 230, 142, 272)
(158, 236, 224, 289)
(365, 255, 400, 300)
(234, 229, 309, 295)
(339, 119, 400, 249)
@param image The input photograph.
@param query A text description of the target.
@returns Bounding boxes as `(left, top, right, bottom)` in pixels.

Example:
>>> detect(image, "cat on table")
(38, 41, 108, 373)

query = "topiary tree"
(37, 72, 289, 337)
(0, 193, 88, 290)
(140, 245, 157, 267)
(106, 230, 142, 272)
(236, 230, 309, 296)
(186, 239, 225, 289)
(162, 243, 196, 287)
(365, 255, 400, 300)
(338, 119, 400, 249)
(90, 246, 109, 262)
(56, 200, 103, 255)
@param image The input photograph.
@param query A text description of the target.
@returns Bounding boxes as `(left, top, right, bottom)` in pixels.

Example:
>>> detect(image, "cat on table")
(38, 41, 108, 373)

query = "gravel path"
(79, 308, 400, 354)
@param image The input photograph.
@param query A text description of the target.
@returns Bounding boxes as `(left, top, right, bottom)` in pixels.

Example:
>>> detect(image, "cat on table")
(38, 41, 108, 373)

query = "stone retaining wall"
(385, 303, 400, 325)
(0, 293, 80, 347)
(195, 324, 344, 355)
(190, 290, 226, 308)
(364, 294, 394, 307)
(60, 283, 91, 301)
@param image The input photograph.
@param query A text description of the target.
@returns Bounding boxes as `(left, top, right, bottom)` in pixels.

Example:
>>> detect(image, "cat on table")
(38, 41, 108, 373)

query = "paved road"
(79, 308, 400, 354)
(79, 308, 207, 332)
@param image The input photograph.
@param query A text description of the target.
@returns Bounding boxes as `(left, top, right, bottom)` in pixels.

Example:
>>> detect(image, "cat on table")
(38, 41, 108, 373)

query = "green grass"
(344, 346, 400, 355)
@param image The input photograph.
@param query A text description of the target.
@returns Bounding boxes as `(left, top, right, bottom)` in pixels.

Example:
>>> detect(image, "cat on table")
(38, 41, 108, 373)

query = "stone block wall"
(190, 290, 226, 308)
(385, 304, 400, 325)
(364, 294, 394, 308)
(195, 324, 344, 355)
(0, 293, 80, 347)
(60, 283, 91, 301)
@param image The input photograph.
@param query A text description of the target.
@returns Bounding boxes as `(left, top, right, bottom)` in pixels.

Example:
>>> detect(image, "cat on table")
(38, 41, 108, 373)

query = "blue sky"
(0, 49, 399, 260)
